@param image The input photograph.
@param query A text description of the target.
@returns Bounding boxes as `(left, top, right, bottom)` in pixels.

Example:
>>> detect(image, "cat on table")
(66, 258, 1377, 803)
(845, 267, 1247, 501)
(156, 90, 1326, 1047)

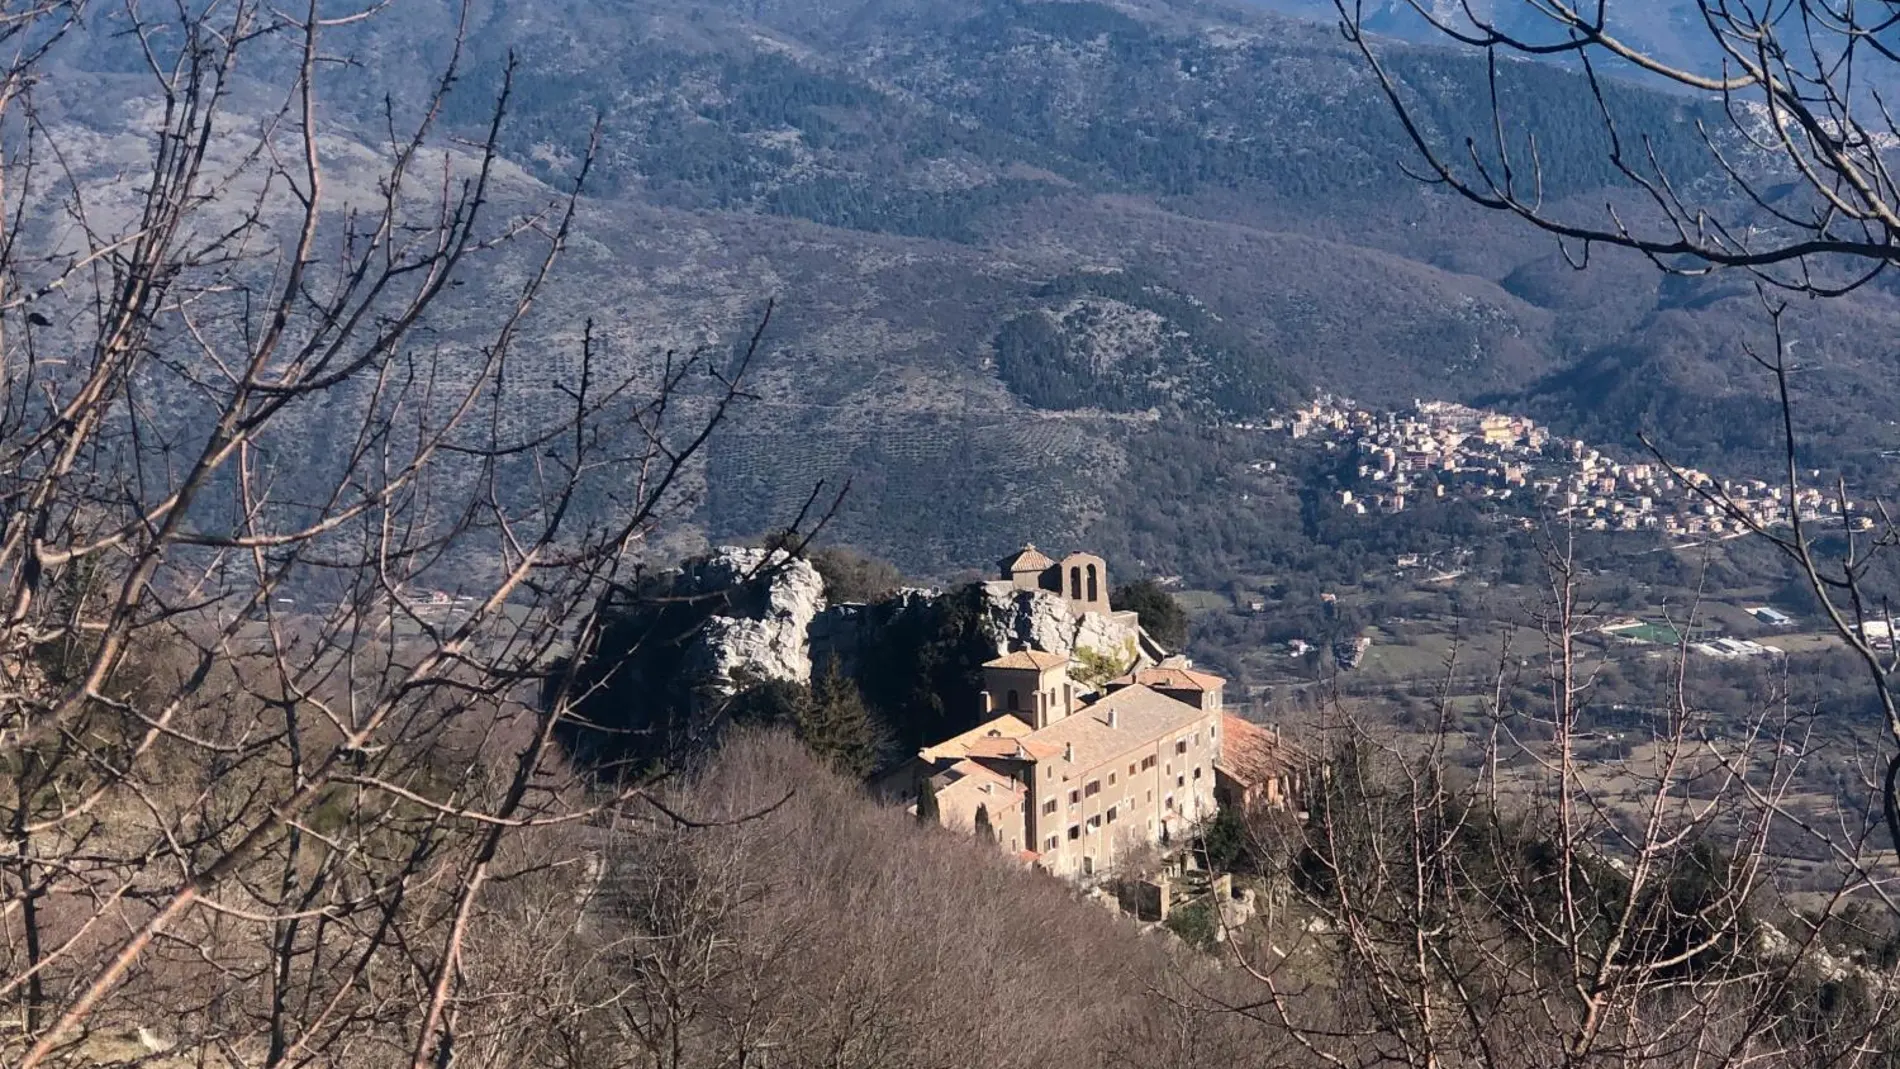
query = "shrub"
(1163, 899, 1218, 950)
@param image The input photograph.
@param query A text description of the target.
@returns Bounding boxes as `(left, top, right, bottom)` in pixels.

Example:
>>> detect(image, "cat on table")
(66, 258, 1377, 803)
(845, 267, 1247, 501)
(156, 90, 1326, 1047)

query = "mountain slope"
(49, 0, 1900, 579)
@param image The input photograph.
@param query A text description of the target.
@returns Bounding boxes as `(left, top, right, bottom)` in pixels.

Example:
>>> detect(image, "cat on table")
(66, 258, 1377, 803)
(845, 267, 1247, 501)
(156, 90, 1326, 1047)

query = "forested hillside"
(44, 0, 1897, 580)
(16, 1, 1900, 1064)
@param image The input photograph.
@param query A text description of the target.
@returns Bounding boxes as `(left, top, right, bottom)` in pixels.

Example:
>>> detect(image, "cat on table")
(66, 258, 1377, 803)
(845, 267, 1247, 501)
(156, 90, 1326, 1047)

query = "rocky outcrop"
(675, 547, 826, 691)
(674, 548, 1153, 698)
(808, 588, 941, 678)
(1075, 609, 1144, 666)
(977, 581, 1077, 657)
(974, 580, 1150, 668)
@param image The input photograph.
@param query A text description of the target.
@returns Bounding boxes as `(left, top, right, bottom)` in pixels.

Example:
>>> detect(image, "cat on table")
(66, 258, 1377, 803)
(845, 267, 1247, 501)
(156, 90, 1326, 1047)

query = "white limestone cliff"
(680, 548, 1155, 698)
(975, 580, 1149, 669)
(678, 547, 826, 691)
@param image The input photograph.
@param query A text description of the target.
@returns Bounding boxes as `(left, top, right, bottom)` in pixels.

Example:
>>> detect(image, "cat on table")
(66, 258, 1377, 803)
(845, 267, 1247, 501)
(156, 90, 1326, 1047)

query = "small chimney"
(1064, 742, 1074, 763)
(1106, 709, 1119, 730)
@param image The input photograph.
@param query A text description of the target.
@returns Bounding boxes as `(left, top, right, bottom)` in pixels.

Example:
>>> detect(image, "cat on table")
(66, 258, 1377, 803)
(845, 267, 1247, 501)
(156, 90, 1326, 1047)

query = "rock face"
(1075, 609, 1145, 665)
(977, 582, 1077, 657)
(974, 580, 1151, 668)
(678, 548, 1154, 698)
(808, 588, 941, 678)
(676, 547, 826, 691)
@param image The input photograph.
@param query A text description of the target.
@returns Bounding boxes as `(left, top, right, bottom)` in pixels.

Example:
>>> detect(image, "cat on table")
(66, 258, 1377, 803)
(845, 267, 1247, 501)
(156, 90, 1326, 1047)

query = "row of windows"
(1066, 807, 1125, 840)
(1039, 742, 1213, 826)
(1046, 788, 1158, 833)
(1065, 755, 1165, 811)
(1173, 727, 1219, 754)
(1004, 686, 1067, 712)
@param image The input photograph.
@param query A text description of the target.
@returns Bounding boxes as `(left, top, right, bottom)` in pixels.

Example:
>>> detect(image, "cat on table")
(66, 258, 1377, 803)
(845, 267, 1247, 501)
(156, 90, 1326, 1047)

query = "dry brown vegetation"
(1205, 540, 1900, 1069)
(573, 730, 1292, 1069)
(0, 0, 828, 1061)
(13, 0, 1900, 1065)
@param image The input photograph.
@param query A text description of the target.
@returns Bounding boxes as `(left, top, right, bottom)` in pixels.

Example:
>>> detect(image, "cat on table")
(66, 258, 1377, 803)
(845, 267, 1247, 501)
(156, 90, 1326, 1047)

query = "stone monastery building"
(908, 546, 1304, 881)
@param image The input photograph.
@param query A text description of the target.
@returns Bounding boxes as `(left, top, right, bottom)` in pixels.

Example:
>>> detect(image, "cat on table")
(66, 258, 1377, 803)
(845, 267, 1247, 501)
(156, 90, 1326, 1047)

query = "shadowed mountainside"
(48, 0, 1900, 578)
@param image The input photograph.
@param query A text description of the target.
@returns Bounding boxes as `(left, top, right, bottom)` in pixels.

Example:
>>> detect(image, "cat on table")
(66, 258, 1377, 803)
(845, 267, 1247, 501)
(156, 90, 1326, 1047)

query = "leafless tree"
(0, 0, 825, 1064)
(1197, 543, 1900, 1068)
(559, 729, 1299, 1069)
(1332, 0, 1900, 293)
(1332, 0, 1900, 858)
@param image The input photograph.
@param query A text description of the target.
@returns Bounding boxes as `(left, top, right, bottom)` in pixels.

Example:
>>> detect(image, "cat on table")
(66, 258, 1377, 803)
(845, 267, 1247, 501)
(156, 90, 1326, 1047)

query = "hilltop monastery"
(901, 545, 1307, 881)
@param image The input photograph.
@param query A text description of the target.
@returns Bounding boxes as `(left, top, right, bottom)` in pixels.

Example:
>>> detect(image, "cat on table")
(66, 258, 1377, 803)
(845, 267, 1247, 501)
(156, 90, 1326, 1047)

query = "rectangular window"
(1042, 799, 1058, 816)
(1166, 795, 1175, 811)
(1087, 815, 1101, 833)
(1176, 775, 1186, 788)
(1146, 790, 1153, 803)
(1176, 739, 1188, 755)
(1045, 836, 1058, 851)
(1192, 767, 1202, 780)
(1084, 780, 1101, 798)
(1108, 772, 1117, 787)
(1141, 756, 1156, 771)
(1068, 825, 1081, 841)
(1069, 789, 1080, 805)
(1106, 806, 1118, 823)
(1128, 763, 1137, 777)
(1082, 856, 1095, 876)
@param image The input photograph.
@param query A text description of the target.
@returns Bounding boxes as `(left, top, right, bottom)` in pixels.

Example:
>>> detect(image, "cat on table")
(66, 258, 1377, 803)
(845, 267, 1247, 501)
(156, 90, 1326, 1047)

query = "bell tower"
(981, 650, 1074, 728)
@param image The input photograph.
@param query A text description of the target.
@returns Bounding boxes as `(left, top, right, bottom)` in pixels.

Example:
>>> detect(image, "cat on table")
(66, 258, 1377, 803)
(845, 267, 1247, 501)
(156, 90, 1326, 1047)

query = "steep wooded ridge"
(55, 0, 1900, 576)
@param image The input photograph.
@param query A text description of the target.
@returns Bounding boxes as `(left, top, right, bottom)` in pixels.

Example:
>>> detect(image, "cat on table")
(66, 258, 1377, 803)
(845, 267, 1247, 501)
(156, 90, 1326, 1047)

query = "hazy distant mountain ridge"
(1243, 0, 1717, 75)
(47, 0, 1900, 577)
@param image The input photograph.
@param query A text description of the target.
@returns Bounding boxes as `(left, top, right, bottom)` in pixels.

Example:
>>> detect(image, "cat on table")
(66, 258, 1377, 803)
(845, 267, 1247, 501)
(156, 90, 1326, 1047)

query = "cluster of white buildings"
(1271, 397, 1869, 540)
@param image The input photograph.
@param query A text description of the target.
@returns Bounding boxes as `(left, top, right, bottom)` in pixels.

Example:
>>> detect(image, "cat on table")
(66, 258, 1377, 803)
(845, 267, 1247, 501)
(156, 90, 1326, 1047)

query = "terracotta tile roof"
(1217, 714, 1309, 786)
(933, 760, 1027, 826)
(999, 543, 1057, 573)
(985, 649, 1069, 671)
(1109, 665, 1226, 692)
(1020, 684, 1210, 772)
(919, 715, 1034, 763)
(962, 732, 1054, 761)
(943, 758, 1026, 795)
(966, 736, 1029, 760)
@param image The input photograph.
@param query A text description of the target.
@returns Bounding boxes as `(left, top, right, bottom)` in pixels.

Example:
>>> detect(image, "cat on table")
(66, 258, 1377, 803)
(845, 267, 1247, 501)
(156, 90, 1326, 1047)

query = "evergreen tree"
(974, 803, 995, 845)
(917, 777, 940, 825)
(1201, 806, 1249, 873)
(795, 657, 884, 778)
(1112, 578, 1189, 651)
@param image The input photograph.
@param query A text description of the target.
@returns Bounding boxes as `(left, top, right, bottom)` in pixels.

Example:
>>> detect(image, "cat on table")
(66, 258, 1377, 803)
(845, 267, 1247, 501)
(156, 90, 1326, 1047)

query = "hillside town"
(1266, 396, 1871, 539)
